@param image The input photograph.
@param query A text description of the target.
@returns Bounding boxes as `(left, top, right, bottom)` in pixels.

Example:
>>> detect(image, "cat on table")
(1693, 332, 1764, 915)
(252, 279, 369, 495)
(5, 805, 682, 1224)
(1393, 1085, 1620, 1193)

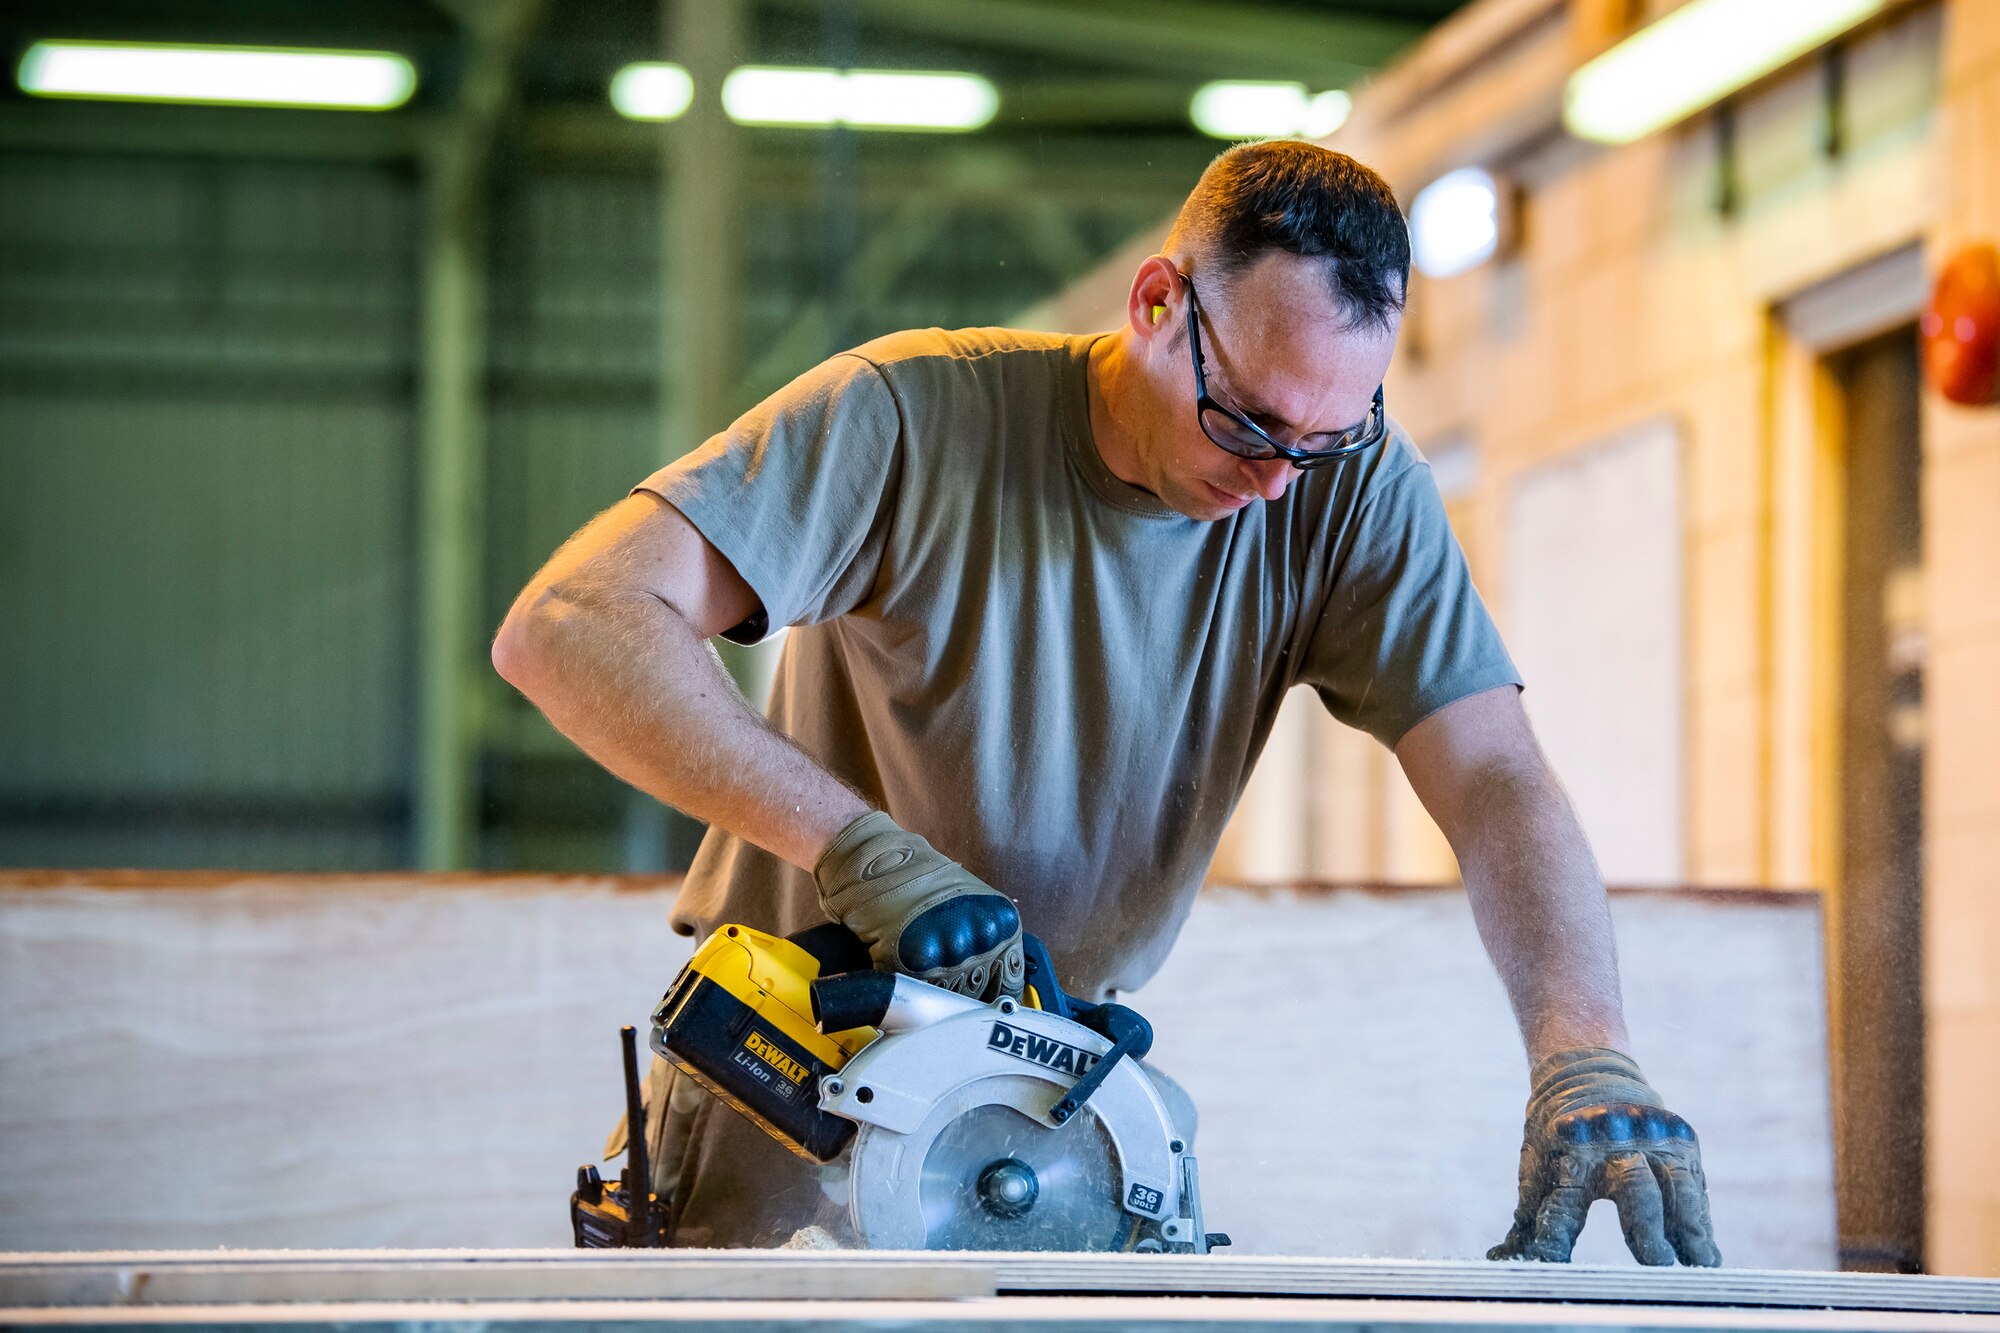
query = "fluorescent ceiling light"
(1410, 167, 1499, 279)
(1299, 90, 1353, 140)
(610, 62, 692, 121)
(1189, 82, 1350, 140)
(720, 67, 997, 131)
(1565, 0, 1887, 144)
(17, 40, 415, 110)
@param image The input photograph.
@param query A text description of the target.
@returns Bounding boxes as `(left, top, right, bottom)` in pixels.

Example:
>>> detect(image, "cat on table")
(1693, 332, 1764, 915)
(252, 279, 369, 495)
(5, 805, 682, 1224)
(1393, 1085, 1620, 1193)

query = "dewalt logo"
(741, 1029, 809, 1086)
(988, 1021, 1100, 1077)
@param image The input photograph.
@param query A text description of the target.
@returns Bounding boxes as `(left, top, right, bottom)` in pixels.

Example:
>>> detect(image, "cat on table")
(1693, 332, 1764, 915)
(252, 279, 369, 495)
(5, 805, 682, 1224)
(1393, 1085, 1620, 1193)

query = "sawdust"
(781, 1225, 845, 1250)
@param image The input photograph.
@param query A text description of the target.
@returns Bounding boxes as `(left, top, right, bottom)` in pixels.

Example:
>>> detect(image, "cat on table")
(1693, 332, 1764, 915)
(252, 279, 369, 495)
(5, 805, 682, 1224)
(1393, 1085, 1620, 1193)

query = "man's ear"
(1125, 255, 1180, 339)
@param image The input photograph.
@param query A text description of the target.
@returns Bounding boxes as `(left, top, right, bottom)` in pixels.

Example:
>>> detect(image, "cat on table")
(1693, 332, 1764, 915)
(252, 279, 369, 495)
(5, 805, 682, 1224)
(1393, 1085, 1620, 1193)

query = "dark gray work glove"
(814, 811, 1026, 1002)
(1488, 1047, 1722, 1267)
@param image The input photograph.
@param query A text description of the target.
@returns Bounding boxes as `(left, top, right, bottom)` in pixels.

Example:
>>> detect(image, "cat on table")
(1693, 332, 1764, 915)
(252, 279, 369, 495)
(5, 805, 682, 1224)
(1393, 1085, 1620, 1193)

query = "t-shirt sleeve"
(630, 352, 902, 639)
(1300, 459, 1522, 748)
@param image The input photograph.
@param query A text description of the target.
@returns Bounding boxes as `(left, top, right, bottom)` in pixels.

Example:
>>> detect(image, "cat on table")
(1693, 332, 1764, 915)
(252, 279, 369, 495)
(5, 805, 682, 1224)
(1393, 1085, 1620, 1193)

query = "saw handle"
(804, 925, 1078, 1019)
(1018, 931, 1156, 1118)
(798, 922, 1154, 1126)
(1047, 1001, 1152, 1125)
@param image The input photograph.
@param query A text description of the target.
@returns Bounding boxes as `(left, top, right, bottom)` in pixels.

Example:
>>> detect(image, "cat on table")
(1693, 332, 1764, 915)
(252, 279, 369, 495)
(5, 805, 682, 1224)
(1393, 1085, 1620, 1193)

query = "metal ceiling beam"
(0, 101, 1210, 206)
(0, 88, 1195, 162)
(732, 190, 958, 405)
(0, 101, 422, 159)
(996, 77, 1198, 127)
(759, 0, 1425, 87)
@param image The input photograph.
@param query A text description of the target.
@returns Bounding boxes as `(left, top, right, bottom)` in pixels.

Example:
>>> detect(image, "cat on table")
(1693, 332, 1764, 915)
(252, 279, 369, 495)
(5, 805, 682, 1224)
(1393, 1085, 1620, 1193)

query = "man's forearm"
(495, 586, 869, 871)
(1457, 763, 1631, 1065)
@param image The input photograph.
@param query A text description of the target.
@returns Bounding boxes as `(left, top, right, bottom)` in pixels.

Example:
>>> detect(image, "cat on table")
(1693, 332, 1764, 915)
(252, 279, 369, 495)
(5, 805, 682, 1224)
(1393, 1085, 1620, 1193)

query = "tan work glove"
(1488, 1047, 1722, 1267)
(813, 811, 1025, 1001)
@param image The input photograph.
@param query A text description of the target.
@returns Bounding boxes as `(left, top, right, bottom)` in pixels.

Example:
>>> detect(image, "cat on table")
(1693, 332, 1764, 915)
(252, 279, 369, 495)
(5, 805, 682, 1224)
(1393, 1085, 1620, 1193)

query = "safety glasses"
(1181, 271, 1386, 469)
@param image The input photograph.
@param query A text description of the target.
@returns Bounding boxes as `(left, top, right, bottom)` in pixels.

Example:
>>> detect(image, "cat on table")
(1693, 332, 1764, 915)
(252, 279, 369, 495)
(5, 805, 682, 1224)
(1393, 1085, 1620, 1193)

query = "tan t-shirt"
(636, 326, 1517, 999)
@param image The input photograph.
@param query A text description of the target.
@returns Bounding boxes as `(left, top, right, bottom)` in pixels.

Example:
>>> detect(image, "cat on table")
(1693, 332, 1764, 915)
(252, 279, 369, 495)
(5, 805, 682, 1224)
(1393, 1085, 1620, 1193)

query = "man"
(493, 140, 1721, 1265)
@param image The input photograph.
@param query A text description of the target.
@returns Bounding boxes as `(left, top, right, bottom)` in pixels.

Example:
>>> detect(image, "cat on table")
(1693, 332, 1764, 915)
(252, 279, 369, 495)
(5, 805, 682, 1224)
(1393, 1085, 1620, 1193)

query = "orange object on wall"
(1921, 243, 2000, 405)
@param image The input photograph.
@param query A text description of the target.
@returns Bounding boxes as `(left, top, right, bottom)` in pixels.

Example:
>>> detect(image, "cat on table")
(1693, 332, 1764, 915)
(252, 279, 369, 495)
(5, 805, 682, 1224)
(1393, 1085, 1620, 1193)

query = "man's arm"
(1396, 684, 1721, 1267)
(492, 490, 1027, 1000)
(491, 491, 869, 871)
(1393, 684, 1629, 1063)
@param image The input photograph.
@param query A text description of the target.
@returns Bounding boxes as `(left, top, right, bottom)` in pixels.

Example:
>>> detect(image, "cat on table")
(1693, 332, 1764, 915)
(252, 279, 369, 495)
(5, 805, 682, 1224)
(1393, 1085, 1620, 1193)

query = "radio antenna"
(619, 1025, 656, 1246)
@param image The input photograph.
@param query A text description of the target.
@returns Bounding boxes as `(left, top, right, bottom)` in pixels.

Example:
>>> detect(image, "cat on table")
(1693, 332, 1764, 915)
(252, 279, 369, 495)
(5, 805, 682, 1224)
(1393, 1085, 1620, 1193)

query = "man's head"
(1097, 141, 1410, 520)
(1165, 139, 1409, 333)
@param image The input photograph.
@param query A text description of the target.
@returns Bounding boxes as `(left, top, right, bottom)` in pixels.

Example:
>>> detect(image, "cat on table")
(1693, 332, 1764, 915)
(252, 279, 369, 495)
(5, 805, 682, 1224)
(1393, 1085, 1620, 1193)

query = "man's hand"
(1489, 1048, 1722, 1267)
(814, 811, 1026, 1001)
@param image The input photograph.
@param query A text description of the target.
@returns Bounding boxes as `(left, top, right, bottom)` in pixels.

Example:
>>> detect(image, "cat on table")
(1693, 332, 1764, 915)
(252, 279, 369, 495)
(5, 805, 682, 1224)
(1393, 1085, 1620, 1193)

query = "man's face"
(1134, 251, 1399, 521)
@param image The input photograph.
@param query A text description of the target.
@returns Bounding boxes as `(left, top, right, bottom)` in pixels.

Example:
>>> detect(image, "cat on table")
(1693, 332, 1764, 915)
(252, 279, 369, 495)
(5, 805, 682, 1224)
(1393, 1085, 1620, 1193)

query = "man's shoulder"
(841, 326, 1083, 382)
(1268, 416, 1448, 566)
(1288, 415, 1432, 514)
(1369, 418, 1434, 496)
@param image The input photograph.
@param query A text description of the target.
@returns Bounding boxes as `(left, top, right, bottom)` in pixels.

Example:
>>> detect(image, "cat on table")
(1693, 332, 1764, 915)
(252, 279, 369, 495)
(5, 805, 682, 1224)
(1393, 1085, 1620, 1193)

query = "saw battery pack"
(650, 923, 880, 1163)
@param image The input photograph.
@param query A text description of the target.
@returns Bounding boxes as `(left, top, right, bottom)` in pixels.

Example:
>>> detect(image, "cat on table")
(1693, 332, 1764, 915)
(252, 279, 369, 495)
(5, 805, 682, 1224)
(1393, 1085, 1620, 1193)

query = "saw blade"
(916, 1101, 1134, 1252)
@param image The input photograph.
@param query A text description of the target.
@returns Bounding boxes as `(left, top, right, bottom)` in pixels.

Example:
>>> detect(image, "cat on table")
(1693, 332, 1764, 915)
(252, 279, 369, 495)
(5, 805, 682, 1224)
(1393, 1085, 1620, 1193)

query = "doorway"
(1827, 326, 1925, 1273)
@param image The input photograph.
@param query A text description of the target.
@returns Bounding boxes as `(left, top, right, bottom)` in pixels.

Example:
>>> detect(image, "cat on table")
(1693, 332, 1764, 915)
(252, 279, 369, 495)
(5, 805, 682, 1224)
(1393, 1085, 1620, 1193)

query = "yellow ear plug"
(1151, 304, 1166, 324)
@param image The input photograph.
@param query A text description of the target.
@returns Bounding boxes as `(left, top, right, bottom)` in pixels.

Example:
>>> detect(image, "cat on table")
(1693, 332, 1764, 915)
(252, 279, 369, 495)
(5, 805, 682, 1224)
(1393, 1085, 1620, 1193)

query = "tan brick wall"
(1926, 0, 2000, 1278)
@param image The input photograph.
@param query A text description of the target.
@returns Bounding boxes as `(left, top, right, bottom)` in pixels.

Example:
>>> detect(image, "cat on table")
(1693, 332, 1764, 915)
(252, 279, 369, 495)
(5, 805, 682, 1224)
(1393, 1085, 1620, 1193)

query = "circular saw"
(642, 922, 1228, 1253)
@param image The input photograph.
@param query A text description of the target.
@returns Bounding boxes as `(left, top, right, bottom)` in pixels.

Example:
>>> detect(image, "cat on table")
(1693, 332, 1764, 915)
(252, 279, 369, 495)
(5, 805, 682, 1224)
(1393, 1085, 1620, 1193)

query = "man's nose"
(1241, 458, 1295, 503)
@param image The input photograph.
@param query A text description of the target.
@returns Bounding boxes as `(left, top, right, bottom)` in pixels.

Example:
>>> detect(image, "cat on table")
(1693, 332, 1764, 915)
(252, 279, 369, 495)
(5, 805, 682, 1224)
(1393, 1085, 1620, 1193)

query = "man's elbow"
(492, 580, 690, 700)
(492, 593, 557, 697)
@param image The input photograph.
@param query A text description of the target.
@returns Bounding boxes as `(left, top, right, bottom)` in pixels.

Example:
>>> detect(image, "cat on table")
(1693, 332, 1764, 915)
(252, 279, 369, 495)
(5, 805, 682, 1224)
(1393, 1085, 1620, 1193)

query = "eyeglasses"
(1180, 271, 1386, 470)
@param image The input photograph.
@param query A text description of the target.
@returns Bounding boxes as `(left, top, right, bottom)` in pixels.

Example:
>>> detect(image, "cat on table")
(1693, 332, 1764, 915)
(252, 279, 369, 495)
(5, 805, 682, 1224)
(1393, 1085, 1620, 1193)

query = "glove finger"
(925, 961, 978, 997)
(995, 941, 1026, 1000)
(915, 951, 1014, 1000)
(1654, 1156, 1723, 1267)
(1487, 1197, 1539, 1260)
(1487, 1139, 1546, 1261)
(1606, 1150, 1676, 1266)
(1486, 1221, 1537, 1262)
(1526, 1154, 1594, 1262)
(1528, 1182, 1591, 1262)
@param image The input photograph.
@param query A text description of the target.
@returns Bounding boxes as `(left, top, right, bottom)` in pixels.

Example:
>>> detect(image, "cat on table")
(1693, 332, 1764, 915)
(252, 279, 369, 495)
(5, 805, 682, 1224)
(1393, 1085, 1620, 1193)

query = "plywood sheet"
(1127, 887, 1834, 1268)
(0, 876, 1830, 1267)
(0, 877, 692, 1250)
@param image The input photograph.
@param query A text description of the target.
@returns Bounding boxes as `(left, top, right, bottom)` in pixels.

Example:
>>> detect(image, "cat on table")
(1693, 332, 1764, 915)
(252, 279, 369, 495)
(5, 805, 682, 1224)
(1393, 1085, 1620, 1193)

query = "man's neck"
(1084, 331, 1150, 491)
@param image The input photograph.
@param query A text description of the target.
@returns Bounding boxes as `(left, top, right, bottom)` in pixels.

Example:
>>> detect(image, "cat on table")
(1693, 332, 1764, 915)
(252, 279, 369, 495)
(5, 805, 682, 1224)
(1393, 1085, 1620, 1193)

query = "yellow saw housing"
(651, 922, 1045, 1162)
(650, 925, 880, 1161)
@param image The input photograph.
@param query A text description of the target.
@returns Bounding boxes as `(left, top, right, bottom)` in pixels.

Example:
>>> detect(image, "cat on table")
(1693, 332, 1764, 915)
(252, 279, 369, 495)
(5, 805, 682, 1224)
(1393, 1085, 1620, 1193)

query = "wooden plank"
(992, 1256, 2000, 1313)
(2, 1295, 1997, 1333)
(0, 1255, 990, 1306)
(3, 1253, 1996, 1316)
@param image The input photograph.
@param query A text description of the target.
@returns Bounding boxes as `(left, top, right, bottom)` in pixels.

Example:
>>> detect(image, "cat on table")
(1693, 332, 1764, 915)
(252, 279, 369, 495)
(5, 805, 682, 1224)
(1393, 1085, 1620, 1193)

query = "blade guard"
(823, 986, 1188, 1249)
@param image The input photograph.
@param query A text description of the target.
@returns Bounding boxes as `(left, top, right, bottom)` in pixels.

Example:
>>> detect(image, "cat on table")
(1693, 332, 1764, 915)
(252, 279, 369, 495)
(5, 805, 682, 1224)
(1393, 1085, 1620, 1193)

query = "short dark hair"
(1166, 140, 1410, 332)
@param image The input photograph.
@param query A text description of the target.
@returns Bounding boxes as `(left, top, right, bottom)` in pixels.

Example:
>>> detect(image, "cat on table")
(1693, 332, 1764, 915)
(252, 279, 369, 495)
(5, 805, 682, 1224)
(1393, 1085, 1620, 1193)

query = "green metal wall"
(1, 147, 1190, 872)
(0, 154, 418, 869)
